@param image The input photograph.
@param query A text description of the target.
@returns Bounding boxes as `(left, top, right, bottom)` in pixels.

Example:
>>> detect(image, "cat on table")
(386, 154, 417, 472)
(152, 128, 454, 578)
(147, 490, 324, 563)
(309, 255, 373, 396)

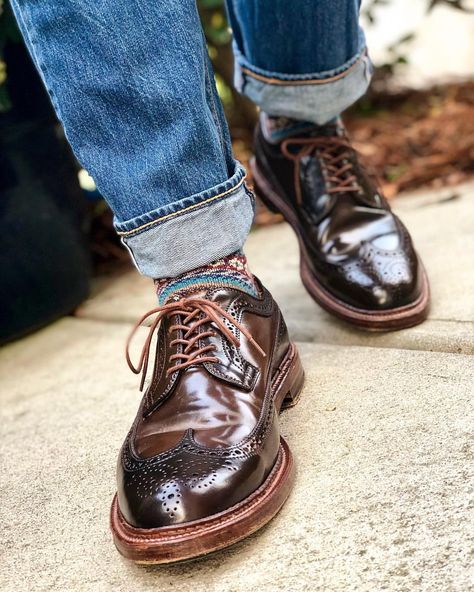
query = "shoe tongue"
(159, 285, 210, 305)
(261, 113, 343, 144)
(308, 122, 343, 138)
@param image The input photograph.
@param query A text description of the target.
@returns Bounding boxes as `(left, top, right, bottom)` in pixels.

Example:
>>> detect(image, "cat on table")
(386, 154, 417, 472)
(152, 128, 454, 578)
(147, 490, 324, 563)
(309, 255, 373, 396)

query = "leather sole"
(251, 158, 430, 332)
(110, 343, 304, 564)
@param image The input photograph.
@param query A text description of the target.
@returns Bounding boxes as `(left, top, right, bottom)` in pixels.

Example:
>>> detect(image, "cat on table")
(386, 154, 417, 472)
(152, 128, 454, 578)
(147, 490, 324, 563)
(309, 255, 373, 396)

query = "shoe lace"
(126, 297, 266, 391)
(281, 135, 361, 205)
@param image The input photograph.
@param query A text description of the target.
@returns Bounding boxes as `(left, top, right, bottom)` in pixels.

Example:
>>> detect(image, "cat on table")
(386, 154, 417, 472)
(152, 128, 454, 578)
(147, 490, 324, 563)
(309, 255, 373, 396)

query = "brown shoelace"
(126, 297, 266, 391)
(281, 136, 360, 205)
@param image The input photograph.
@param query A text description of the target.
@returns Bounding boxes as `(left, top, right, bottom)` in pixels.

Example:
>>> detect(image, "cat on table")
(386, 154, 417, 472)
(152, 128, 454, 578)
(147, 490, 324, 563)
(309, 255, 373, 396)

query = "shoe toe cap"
(336, 242, 422, 310)
(117, 446, 267, 529)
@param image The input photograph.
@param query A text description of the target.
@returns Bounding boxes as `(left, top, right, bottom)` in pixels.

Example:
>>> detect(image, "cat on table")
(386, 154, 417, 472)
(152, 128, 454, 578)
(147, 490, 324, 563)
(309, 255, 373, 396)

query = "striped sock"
(261, 112, 341, 144)
(155, 251, 259, 304)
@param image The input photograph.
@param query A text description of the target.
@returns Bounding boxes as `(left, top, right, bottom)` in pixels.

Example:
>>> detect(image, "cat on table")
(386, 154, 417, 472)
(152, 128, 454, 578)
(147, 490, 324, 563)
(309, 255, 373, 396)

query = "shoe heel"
(250, 157, 281, 215)
(254, 183, 280, 215)
(282, 367, 305, 409)
(275, 344, 305, 410)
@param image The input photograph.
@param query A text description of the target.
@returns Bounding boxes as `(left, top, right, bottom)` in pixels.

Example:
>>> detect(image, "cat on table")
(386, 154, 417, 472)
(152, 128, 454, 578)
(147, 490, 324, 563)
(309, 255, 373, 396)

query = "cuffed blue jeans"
(10, 0, 372, 278)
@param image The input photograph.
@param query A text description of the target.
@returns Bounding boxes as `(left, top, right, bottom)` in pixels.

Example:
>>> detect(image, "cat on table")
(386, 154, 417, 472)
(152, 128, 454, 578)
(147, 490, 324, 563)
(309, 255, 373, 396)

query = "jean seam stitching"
(241, 50, 366, 86)
(204, 44, 228, 163)
(116, 175, 246, 236)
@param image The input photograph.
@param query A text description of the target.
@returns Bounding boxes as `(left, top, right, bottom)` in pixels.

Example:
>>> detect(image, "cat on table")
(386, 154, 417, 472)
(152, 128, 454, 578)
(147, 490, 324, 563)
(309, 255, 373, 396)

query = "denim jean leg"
(226, 0, 373, 124)
(10, 0, 254, 278)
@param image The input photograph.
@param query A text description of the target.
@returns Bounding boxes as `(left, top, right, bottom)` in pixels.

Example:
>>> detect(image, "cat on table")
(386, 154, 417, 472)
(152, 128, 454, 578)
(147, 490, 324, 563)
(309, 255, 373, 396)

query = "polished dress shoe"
(110, 283, 304, 563)
(251, 117, 430, 331)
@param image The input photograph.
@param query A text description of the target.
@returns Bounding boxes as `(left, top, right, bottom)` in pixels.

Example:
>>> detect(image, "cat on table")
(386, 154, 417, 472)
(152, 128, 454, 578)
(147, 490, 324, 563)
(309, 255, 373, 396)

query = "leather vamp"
(133, 287, 280, 457)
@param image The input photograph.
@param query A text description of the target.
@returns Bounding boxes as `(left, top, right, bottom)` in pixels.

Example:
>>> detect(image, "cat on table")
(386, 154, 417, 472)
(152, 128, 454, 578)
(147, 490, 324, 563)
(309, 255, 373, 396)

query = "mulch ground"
(345, 80, 474, 198)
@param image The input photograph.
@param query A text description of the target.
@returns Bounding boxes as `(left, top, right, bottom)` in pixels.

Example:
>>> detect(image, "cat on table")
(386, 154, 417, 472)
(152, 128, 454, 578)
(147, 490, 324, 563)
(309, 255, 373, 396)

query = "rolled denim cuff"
(114, 162, 254, 278)
(233, 42, 373, 125)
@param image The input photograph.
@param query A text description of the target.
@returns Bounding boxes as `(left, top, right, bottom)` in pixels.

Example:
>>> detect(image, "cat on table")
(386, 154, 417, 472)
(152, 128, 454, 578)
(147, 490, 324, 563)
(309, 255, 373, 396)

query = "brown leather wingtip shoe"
(110, 282, 304, 564)
(251, 119, 430, 331)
